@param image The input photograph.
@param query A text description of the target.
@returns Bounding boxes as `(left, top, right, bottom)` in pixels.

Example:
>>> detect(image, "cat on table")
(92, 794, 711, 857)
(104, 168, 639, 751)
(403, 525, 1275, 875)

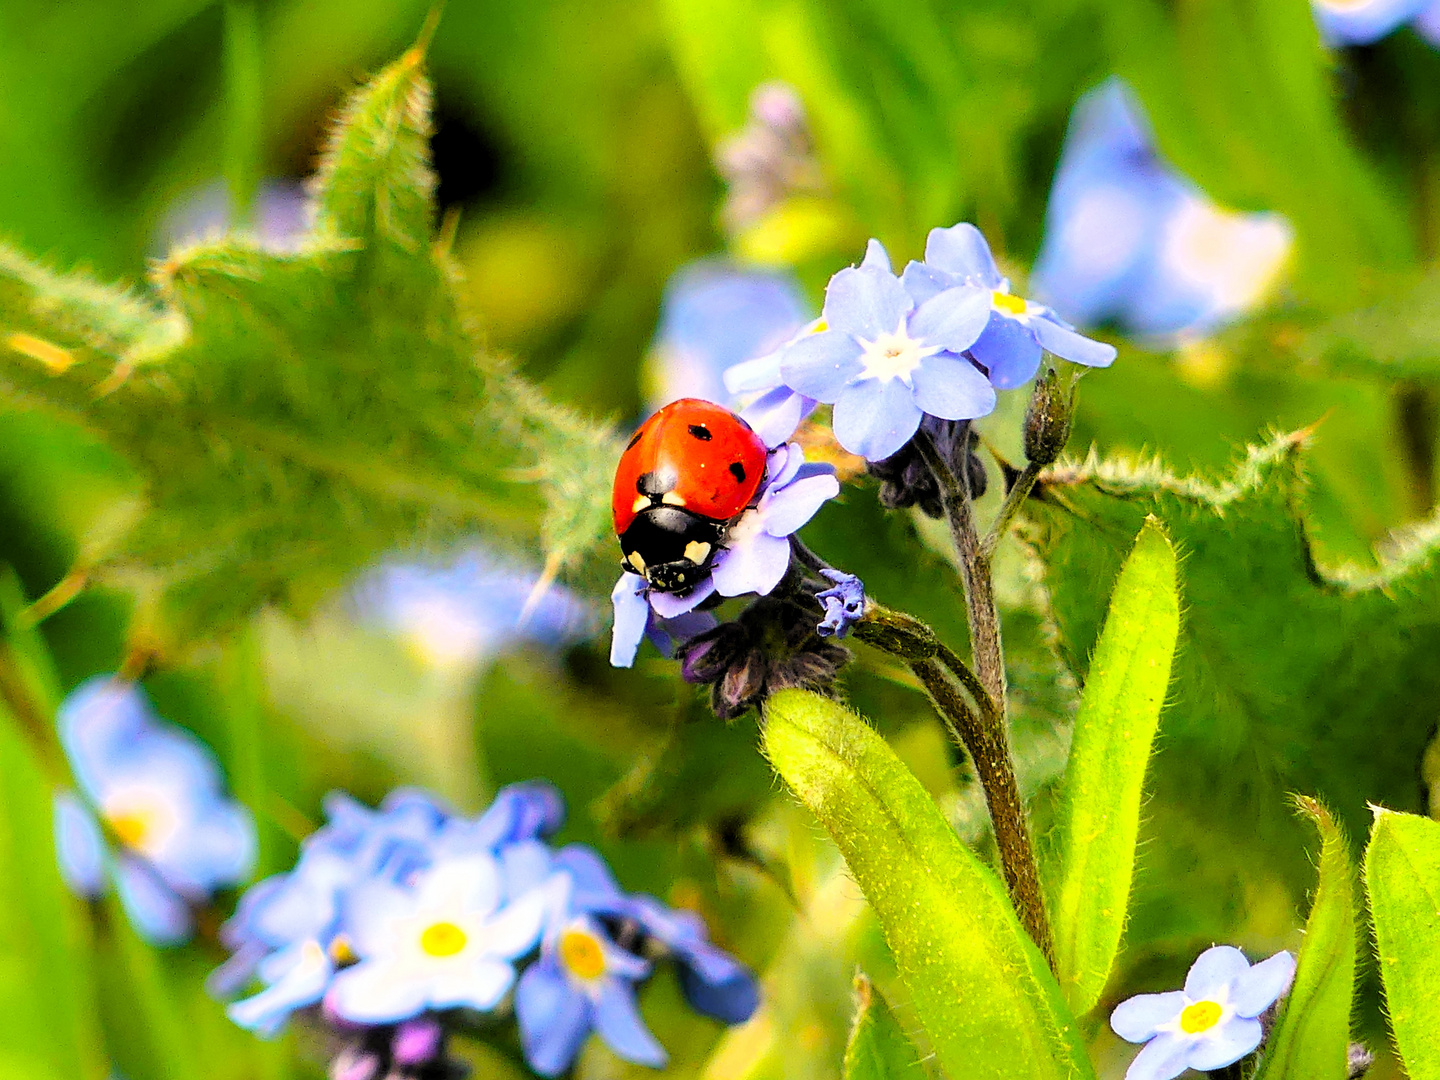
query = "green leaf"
(0, 42, 622, 653)
(761, 688, 1094, 1080)
(843, 973, 923, 1080)
(1025, 432, 1440, 953)
(1299, 267, 1440, 378)
(1048, 515, 1179, 1016)
(1254, 797, 1354, 1080)
(1365, 808, 1440, 1080)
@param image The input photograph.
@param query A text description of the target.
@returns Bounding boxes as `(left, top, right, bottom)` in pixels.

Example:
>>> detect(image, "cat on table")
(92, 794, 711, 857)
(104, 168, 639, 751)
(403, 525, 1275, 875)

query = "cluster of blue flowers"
(54, 676, 256, 944)
(216, 781, 758, 1078)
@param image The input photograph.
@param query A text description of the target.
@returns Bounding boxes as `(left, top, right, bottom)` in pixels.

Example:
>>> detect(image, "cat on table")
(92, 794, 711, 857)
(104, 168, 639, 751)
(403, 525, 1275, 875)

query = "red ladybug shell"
(612, 399, 769, 536)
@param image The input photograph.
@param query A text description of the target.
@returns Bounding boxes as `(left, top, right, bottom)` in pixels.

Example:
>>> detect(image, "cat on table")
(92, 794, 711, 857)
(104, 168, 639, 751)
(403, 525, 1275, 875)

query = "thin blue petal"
(1110, 990, 1186, 1043)
(54, 792, 107, 896)
(923, 223, 1002, 287)
(1185, 1015, 1263, 1070)
(710, 531, 792, 598)
(723, 350, 785, 395)
(759, 471, 839, 537)
(1228, 950, 1296, 1017)
(115, 856, 192, 945)
(910, 352, 997, 421)
(594, 979, 668, 1068)
(648, 576, 716, 619)
(1185, 945, 1251, 1000)
(741, 387, 810, 450)
(1030, 315, 1117, 368)
(1124, 1030, 1196, 1080)
(516, 961, 593, 1078)
(778, 329, 863, 402)
(860, 238, 892, 273)
(822, 265, 911, 340)
(832, 379, 923, 462)
(610, 574, 650, 668)
(900, 260, 952, 305)
(553, 844, 625, 912)
(970, 314, 1043, 389)
(908, 286, 992, 353)
(680, 961, 760, 1025)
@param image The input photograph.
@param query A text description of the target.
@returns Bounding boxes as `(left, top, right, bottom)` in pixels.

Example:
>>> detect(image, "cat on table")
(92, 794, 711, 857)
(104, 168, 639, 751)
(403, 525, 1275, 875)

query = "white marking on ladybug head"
(683, 540, 711, 564)
(627, 551, 647, 574)
(632, 495, 650, 513)
(661, 492, 687, 507)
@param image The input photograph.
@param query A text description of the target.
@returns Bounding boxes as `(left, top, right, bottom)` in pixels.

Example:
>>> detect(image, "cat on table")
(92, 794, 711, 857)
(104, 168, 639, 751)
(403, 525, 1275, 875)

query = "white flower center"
(1161, 196, 1292, 315)
(857, 326, 933, 383)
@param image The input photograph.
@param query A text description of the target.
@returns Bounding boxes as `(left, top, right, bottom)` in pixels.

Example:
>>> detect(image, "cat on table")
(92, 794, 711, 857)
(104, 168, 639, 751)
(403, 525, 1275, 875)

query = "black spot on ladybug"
(625, 429, 643, 451)
(687, 424, 713, 441)
(637, 468, 678, 496)
(729, 462, 747, 484)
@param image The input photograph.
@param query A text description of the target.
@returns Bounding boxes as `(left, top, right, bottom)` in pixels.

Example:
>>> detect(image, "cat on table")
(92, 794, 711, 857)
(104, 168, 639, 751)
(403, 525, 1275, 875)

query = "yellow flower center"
(991, 290, 1027, 316)
(559, 928, 607, 980)
(107, 808, 154, 849)
(1180, 1000, 1223, 1034)
(329, 935, 358, 964)
(419, 921, 468, 958)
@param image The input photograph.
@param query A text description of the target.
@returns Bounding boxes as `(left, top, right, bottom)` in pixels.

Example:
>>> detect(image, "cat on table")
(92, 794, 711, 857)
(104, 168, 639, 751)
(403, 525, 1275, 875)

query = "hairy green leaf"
(1255, 797, 1355, 1080)
(762, 689, 1093, 1080)
(843, 973, 923, 1080)
(1026, 432, 1440, 953)
(0, 44, 621, 654)
(1365, 808, 1440, 1080)
(1049, 515, 1179, 1016)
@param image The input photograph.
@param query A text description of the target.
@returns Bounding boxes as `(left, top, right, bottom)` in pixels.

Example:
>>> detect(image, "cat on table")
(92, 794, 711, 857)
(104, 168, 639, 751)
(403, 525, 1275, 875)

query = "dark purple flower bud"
(867, 418, 987, 517)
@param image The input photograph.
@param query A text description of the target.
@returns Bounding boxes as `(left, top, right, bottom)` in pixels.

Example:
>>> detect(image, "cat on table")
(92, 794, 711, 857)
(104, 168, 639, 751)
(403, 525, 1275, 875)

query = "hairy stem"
(983, 461, 1043, 561)
(911, 657, 1055, 966)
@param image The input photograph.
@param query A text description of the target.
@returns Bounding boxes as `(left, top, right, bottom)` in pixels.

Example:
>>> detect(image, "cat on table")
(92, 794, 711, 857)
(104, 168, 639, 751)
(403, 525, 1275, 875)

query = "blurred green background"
(2, 0, 1439, 1077)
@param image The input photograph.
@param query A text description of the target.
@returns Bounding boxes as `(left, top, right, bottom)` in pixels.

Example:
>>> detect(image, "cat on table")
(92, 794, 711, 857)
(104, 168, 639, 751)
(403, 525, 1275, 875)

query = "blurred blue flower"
(356, 546, 595, 675)
(516, 846, 665, 1076)
(779, 239, 996, 461)
(815, 569, 865, 639)
(1311, 0, 1440, 45)
(327, 851, 550, 1023)
(610, 443, 839, 667)
(906, 224, 1116, 390)
(54, 676, 255, 945)
(159, 178, 312, 254)
(645, 262, 809, 414)
(1111, 945, 1296, 1080)
(619, 893, 760, 1025)
(1031, 80, 1292, 342)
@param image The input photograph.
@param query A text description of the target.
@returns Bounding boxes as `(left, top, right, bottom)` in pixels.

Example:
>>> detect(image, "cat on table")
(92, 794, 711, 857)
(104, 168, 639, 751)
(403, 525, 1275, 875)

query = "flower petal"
(924, 223, 1002, 287)
(1030, 314, 1117, 368)
(908, 286, 992, 353)
(1185, 944, 1252, 1000)
(822, 266, 911, 340)
(832, 379, 924, 462)
(679, 956, 760, 1025)
(859, 238, 893, 273)
(425, 958, 515, 1012)
(970, 313, 1043, 389)
(760, 472, 839, 537)
(900, 260, 952, 305)
(1184, 1015, 1263, 1071)
(724, 350, 784, 395)
(328, 958, 431, 1023)
(54, 792, 107, 896)
(1110, 990, 1187, 1043)
(1228, 950, 1296, 1018)
(778, 329, 863, 402)
(648, 576, 716, 619)
(482, 887, 548, 959)
(227, 941, 333, 1037)
(910, 352, 998, 421)
(609, 574, 650, 668)
(115, 856, 192, 945)
(711, 531, 792, 598)
(739, 386, 811, 448)
(1123, 1030, 1197, 1080)
(593, 979, 668, 1068)
(516, 961, 593, 1078)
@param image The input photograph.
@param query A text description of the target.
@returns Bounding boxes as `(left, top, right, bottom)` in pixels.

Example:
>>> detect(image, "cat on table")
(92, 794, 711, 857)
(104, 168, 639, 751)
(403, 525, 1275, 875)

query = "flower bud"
(1023, 367, 1074, 466)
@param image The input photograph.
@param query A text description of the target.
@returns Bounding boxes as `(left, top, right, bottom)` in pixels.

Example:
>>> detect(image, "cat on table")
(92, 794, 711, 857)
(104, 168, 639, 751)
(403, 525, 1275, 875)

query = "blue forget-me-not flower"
(1311, 0, 1440, 45)
(1110, 945, 1296, 1080)
(54, 676, 255, 945)
(1031, 79, 1291, 343)
(610, 441, 840, 667)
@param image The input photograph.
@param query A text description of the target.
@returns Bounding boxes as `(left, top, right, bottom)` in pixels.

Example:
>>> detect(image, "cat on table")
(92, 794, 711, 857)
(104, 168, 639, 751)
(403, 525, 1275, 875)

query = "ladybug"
(613, 398, 769, 593)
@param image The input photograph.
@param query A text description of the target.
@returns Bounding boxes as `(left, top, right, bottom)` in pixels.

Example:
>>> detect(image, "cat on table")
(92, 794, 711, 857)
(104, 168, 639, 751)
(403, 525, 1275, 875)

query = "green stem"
(982, 460, 1043, 561)
(223, 0, 263, 226)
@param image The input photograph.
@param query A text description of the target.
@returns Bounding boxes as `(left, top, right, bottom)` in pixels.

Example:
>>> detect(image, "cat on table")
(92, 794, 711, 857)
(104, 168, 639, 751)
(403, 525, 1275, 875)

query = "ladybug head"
(619, 505, 724, 593)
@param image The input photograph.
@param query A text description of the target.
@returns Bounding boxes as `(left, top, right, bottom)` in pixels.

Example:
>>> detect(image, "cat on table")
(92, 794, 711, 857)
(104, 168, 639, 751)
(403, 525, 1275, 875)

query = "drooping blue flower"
(777, 240, 996, 461)
(1031, 80, 1292, 342)
(1311, 0, 1440, 45)
(356, 546, 595, 675)
(159, 178, 313, 254)
(646, 262, 809, 414)
(55, 676, 256, 945)
(326, 851, 550, 1024)
(610, 442, 839, 667)
(619, 893, 760, 1025)
(1111, 945, 1296, 1080)
(515, 846, 666, 1076)
(906, 224, 1117, 392)
(815, 569, 865, 638)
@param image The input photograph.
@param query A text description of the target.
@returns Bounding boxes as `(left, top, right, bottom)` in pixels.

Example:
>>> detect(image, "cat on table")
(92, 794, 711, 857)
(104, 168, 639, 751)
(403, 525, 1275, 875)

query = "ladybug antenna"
(518, 551, 563, 628)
